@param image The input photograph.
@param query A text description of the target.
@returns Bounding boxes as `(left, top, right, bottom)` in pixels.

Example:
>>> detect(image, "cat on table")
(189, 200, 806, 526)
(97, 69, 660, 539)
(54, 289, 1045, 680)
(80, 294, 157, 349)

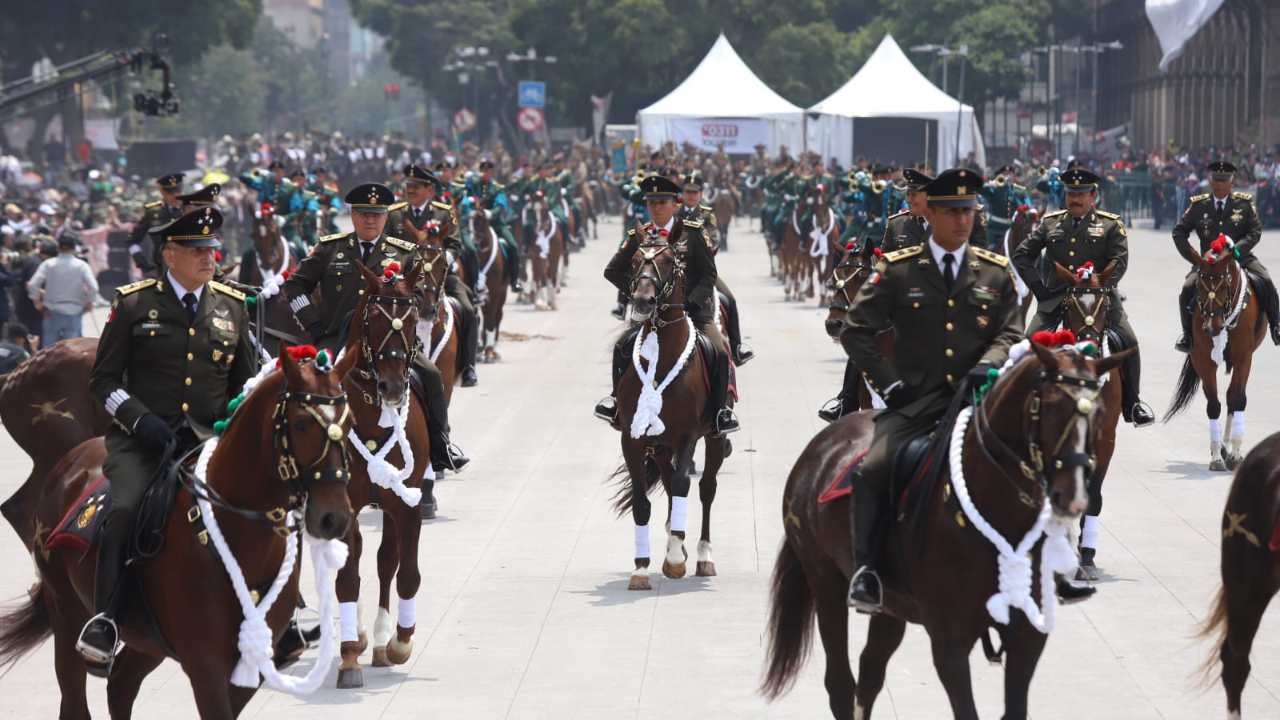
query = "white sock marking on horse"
(697, 540, 712, 564)
(1227, 711, 1241, 720)
(1081, 515, 1100, 550)
(373, 606, 394, 647)
(339, 601, 359, 643)
(1210, 418, 1223, 442)
(1069, 417, 1088, 515)
(1230, 411, 1245, 455)
(670, 496, 688, 534)
(634, 524, 650, 560)
(665, 534, 684, 566)
(397, 594, 417, 630)
(484, 328, 497, 351)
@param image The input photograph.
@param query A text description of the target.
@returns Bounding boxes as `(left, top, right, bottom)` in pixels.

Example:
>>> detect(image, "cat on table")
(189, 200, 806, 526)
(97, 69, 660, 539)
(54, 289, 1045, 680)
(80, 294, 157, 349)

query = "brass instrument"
(1038, 166, 1048, 177)
(871, 179, 887, 194)
(994, 174, 1008, 187)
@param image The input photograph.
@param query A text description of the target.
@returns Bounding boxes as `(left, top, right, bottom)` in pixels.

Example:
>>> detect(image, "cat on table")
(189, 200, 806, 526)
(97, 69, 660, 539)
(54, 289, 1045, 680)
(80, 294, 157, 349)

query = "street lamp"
(444, 46, 496, 141)
(912, 44, 970, 166)
(1081, 40, 1123, 161)
(505, 47, 558, 82)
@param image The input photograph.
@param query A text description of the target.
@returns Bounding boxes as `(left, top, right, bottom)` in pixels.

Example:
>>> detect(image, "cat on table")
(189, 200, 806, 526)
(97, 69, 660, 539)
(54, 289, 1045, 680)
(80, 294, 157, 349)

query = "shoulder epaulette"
(884, 245, 924, 262)
(1233, 191, 1253, 201)
(145, 200, 163, 209)
(627, 228, 636, 237)
(117, 278, 157, 296)
(208, 280, 246, 301)
(387, 201, 408, 213)
(972, 247, 1010, 267)
(1013, 183, 1026, 191)
(319, 232, 347, 243)
(682, 220, 703, 229)
(888, 210, 910, 220)
(385, 236, 417, 252)
(1095, 210, 1121, 220)
(1043, 209, 1068, 219)
(493, 182, 505, 190)
(1190, 193, 1210, 203)
(700, 204, 713, 211)
(431, 201, 452, 211)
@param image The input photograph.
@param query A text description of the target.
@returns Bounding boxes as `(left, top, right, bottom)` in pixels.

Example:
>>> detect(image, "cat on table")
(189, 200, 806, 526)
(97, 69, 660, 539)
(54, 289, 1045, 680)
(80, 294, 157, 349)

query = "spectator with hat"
(27, 232, 98, 344)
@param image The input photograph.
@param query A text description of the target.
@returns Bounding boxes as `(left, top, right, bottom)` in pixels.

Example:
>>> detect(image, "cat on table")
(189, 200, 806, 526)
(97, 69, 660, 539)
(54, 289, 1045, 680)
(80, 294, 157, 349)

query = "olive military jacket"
(880, 209, 989, 253)
(676, 203, 720, 250)
(282, 231, 423, 348)
(387, 200, 464, 257)
(128, 200, 185, 271)
(91, 277, 256, 439)
(1013, 208, 1128, 315)
(604, 218, 718, 325)
(1171, 191, 1262, 263)
(841, 244, 1023, 408)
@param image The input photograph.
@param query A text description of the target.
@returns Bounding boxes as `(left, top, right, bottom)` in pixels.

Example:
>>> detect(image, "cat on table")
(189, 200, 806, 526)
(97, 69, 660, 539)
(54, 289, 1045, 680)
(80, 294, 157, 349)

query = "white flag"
(1146, 0, 1227, 72)
(590, 93, 612, 147)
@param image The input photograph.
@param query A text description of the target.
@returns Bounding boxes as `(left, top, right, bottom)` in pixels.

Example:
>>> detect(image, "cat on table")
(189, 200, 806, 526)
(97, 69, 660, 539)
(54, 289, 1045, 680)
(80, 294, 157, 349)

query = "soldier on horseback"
(387, 164, 481, 388)
(1014, 168, 1155, 427)
(127, 173, 187, 274)
(980, 164, 1035, 251)
(78, 208, 258, 674)
(465, 160, 523, 294)
(595, 176, 740, 437)
(1171, 160, 1280, 350)
(240, 159, 289, 208)
(678, 172, 752, 366)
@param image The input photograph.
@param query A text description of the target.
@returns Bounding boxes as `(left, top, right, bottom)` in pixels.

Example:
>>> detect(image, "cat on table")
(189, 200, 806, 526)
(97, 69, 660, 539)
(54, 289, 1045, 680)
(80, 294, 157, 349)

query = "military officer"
(1171, 160, 1280, 349)
(465, 159, 523, 293)
(1013, 168, 1155, 427)
(387, 165, 480, 387)
(842, 168, 1026, 612)
(596, 175, 740, 437)
(139, 183, 227, 280)
(282, 182, 469, 493)
(308, 167, 344, 236)
(979, 164, 1035, 251)
(240, 159, 289, 207)
(678, 172, 752, 365)
(127, 173, 187, 274)
(880, 169, 989, 254)
(800, 158, 841, 232)
(78, 207, 257, 673)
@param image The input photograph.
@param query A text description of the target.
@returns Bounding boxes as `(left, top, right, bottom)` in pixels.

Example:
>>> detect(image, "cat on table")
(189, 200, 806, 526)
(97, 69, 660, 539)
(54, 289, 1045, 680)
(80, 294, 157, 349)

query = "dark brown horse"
(334, 262, 431, 689)
(1198, 431, 1280, 719)
(400, 216, 461, 403)
(822, 244, 892, 411)
(762, 342, 1131, 719)
(1164, 242, 1267, 471)
(469, 206, 508, 363)
(526, 193, 564, 311)
(0, 342, 359, 720)
(612, 223, 730, 590)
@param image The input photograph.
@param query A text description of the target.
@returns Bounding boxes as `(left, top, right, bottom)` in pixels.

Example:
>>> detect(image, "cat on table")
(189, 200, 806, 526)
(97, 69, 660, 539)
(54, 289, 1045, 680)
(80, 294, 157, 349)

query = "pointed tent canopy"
(637, 34, 803, 156)
(806, 34, 986, 171)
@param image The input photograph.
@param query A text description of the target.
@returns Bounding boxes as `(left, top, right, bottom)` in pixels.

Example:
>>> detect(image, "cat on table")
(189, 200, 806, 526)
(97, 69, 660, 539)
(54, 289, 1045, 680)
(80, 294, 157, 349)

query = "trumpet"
(994, 174, 1008, 187)
(871, 179, 887, 194)
(1037, 166, 1047, 177)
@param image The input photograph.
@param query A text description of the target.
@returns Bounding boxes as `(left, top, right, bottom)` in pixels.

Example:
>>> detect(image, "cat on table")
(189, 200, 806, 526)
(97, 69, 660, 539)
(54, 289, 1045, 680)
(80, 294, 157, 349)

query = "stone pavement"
(0, 216, 1277, 718)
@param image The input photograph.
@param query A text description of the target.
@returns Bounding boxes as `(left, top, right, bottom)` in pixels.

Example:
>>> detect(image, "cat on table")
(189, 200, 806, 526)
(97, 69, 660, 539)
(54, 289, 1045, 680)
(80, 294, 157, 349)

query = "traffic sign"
(518, 81, 546, 108)
(453, 108, 476, 133)
(517, 106, 544, 133)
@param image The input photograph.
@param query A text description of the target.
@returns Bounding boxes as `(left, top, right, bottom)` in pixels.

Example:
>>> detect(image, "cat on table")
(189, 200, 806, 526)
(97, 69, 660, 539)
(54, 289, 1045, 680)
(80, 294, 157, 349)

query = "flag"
(590, 92, 612, 146)
(1146, 0, 1227, 72)
(610, 140, 628, 180)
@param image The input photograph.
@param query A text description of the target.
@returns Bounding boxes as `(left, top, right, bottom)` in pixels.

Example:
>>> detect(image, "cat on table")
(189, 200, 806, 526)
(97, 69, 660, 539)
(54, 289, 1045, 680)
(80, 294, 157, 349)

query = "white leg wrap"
(670, 496, 688, 534)
(1231, 411, 1245, 439)
(697, 539, 712, 563)
(397, 594, 417, 630)
(485, 328, 497, 350)
(665, 534, 684, 565)
(1211, 440, 1223, 461)
(1081, 515, 1100, 550)
(373, 607, 394, 647)
(339, 601, 359, 643)
(1209, 418, 1222, 442)
(635, 524, 650, 559)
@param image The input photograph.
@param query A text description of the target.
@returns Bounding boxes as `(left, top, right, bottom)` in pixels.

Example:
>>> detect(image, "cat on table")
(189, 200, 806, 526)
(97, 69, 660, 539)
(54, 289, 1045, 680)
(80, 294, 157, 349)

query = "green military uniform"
(128, 199, 185, 273)
(881, 208, 989, 253)
(979, 166, 1034, 251)
(677, 187, 751, 364)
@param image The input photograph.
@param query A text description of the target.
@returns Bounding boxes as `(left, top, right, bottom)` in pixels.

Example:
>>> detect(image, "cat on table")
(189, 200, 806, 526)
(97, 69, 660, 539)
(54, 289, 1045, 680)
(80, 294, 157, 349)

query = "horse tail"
(607, 455, 664, 518)
(0, 581, 51, 668)
(1163, 354, 1201, 422)
(760, 540, 814, 700)
(1195, 583, 1228, 687)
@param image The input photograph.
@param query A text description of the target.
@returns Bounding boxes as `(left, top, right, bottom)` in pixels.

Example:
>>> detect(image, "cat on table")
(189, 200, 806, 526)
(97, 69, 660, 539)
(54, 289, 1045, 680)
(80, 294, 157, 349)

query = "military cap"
(153, 207, 223, 248)
(177, 183, 221, 206)
(682, 173, 704, 191)
(267, 159, 286, 170)
(1208, 160, 1237, 179)
(640, 175, 681, 199)
(922, 168, 982, 208)
(479, 160, 495, 170)
(1065, 158, 1083, 169)
(902, 168, 934, 190)
(288, 168, 306, 179)
(994, 164, 1017, 177)
(1061, 167, 1101, 192)
(404, 164, 436, 185)
(311, 166, 328, 175)
(156, 173, 185, 190)
(345, 182, 395, 213)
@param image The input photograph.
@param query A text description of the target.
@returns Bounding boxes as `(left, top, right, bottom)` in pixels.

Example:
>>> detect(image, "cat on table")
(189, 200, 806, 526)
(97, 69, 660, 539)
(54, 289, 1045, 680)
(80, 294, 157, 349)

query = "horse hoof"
(336, 667, 364, 689)
(628, 573, 652, 591)
(1075, 564, 1099, 582)
(1226, 453, 1244, 471)
(695, 561, 717, 577)
(1210, 458, 1228, 472)
(371, 646, 391, 667)
(662, 549, 687, 579)
(386, 639, 414, 665)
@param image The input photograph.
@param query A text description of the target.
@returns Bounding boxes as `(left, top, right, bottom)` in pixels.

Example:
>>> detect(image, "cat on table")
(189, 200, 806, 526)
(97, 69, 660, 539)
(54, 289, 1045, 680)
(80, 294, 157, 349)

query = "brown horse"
(0, 338, 108, 548)
(527, 194, 564, 311)
(1164, 243, 1267, 471)
(417, 242, 460, 406)
(333, 262, 431, 689)
(821, 245, 893, 412)
(470, 207, 508, 363)
(1051, 261, 1124, 582)
(1198, 431, 1280, 719)
(780, 204, 804, 301)
(999, 207, 1038, 321)
(576, 179, 600, 240)
(761, 342, 1131, 719)
(804, 186, 841, 306)
(612, 223, 729, 590)
(0, 342, 359, 720)
(708, 177, 737, 251)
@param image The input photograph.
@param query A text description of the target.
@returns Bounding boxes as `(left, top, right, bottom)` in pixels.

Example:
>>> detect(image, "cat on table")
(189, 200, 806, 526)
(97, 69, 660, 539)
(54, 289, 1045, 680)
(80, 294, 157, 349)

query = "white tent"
(637, 34, 804, 156)
(806, 34, 986, 171)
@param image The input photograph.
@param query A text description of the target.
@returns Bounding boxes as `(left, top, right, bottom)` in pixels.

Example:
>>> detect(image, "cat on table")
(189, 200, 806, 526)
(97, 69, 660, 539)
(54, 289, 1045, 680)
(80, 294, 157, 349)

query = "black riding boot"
(1120, 349, 1155, 427)
(612, 290, 627, 320)
(454, 295, 480, 387)
(506, 242, 523, 293)
(77, 533, 126, 675)
(1175, 284, 1194, 352)
(848, 480, 885, 612)
(721, 294, 753, 365)
(709, 342, 739, 437)
(594, 328, 637, 429)
(819, 360, 861, 423)
(1267, 279, 1280, 345)
(412, 365, 468, 478)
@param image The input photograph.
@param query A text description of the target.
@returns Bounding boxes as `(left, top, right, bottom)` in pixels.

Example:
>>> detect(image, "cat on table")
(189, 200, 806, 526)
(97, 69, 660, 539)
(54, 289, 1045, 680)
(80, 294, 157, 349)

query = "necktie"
(1217, 200, 1225, 216)
(942, 253, 955, 292)
(413, 207, 423, 223)
(361, 241, 374, 267)
(917, 216, 926, 230)
(183, 292, 198, 324)
(1072, 217, 1082, 229)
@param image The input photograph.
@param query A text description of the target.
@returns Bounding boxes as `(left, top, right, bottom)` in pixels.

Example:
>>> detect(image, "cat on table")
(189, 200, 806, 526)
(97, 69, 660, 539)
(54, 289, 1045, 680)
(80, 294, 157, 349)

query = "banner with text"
(671, 118, 770, 153)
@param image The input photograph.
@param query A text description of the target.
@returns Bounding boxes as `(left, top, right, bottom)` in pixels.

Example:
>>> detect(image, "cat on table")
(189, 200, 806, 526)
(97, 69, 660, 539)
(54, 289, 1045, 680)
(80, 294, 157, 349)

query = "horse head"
(354, 260, 423, 408)
(271, 339, 361, 540)
(824, 243, 878, 338)
(628, 220, 684, 322)
(1191, 238, 1244, 337)
(1052, 261, 1115, 346)
(989, 339, 1132, 518)
(468, 196, 490, 241)
(810, 183, 830, 215)
(414, 219, 452, 321)
(253, 203, 285, 268)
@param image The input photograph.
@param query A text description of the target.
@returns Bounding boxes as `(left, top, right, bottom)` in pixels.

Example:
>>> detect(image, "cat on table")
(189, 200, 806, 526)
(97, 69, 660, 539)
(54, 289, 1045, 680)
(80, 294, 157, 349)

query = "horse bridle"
(1197, 261, 1240, 326)
(827, 254, 875, 312)
(629, 240, 686, 327)
(418, 243, 448, 316)
(1063, 287, 1109, 343)
(973, 358, 1103, 510)
(351, 291, 418, 405)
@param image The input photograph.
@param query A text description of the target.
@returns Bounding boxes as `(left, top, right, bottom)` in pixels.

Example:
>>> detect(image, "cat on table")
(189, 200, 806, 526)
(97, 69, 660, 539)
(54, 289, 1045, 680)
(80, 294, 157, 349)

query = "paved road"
(1, 215, 1278, 718)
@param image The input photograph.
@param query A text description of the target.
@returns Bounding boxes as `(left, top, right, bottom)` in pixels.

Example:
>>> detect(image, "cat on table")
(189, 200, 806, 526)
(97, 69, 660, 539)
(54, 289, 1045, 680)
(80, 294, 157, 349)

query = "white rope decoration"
(628, 317, 697, 439)
(1002, 227, 1029, 300)
(807, 208, 837, 258)
(422, 299, 456, 365)
(256, 232, 291, 287)
(348, 398, 421, 506)
(1209, 260, 1246, 366)
(475, 226, 500, 299)
(712, 289, 723, 327)
(534, 213, 557, 260)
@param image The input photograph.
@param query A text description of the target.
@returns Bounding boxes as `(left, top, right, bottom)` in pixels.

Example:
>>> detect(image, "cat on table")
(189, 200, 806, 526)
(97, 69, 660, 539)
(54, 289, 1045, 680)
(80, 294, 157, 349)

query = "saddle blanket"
(44, 476, 111, 556)
(817, 451, 867, 504)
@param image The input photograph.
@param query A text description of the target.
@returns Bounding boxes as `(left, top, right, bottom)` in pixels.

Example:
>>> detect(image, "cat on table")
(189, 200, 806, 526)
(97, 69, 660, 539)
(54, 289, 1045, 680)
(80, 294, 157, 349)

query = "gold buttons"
(946, 349, 954, 357)
(946, 374, 954, 382)
(1070, 238, 1076, 243)
(1068, 265, 1075, 271)
(189, 328, 196, 336)
(946, 322, 954, 331)
(948, 299, 955, 307)
(187, 353, 194, 361)
(982, 305, 988, 310)
(150, 331, 156, 337)
(1068, 251, 1075, 256)
(913, 302, 920, 308)
(182, 403, 190, 412)
(185, 377, 192, 386)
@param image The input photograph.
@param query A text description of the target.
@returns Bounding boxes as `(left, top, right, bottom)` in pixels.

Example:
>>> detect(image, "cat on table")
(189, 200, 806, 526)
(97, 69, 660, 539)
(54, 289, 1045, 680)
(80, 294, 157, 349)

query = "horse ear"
(357, 260, 381, 288)
(334, 338, 361, 379)
(403, 257, 425, 288)
(669, 222, 684, 246)
(1029, 339, 1060, 373)
(1091, 346, 1134, 376)
(278, 340, 304, 385)
(1052, 262, 1076, 285)
(861, 242, 876, 262)
(633, 220, 646, 238)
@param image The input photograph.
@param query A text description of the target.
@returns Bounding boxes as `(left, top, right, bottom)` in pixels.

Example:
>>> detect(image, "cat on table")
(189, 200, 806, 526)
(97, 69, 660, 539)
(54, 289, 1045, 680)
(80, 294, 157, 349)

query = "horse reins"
(629, 240, 687, 328)
(351, 291, 418, 406)
(1063, 288, 1109, 343)
(1197, 260, 1243, 327)
(827, 254, 875, 312)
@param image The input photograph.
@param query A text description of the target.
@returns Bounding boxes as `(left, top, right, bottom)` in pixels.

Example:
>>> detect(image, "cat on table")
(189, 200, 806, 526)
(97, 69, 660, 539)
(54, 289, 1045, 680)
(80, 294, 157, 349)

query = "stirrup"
(75, 613, 119, 665)
(1130, 401, 1155, 428)
(714, 408, 740, 437)
(593, 396, 617, 422)
(817, 397, 844, 423)
(848, 566, 883, 613)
